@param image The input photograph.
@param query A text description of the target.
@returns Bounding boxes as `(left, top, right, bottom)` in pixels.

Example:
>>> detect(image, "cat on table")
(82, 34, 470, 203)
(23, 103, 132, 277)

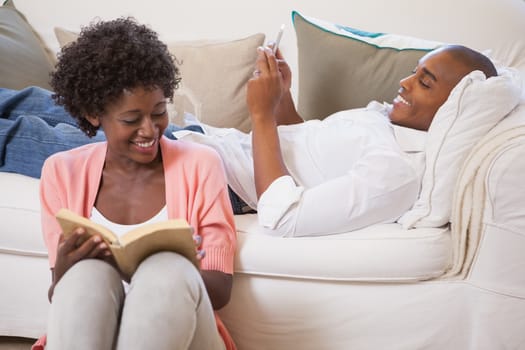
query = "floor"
(0, 337, 35, 350)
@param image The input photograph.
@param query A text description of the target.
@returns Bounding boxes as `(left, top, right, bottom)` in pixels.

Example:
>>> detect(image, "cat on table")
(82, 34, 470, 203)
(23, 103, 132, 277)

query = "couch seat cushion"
(0, 172, 47, 256)
(234, 214, 451, 281)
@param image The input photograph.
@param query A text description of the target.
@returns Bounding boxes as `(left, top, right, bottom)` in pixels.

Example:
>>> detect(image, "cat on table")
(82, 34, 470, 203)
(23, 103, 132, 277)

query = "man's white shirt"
(174, 102, 420, 237)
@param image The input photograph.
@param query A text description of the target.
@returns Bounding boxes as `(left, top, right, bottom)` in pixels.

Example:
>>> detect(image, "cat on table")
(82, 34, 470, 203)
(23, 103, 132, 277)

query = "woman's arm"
(201, 270, 233, 310)
(183, 145, 237, 310)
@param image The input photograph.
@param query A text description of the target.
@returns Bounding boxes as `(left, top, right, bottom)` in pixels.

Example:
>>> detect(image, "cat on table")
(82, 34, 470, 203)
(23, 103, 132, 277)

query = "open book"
(56, 208, 198, 279)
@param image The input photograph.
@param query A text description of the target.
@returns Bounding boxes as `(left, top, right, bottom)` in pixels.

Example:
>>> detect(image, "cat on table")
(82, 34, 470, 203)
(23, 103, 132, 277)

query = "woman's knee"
(53, 259, 123, 301)
(138, 251, 198, 275)
(132, 252, 204, 294)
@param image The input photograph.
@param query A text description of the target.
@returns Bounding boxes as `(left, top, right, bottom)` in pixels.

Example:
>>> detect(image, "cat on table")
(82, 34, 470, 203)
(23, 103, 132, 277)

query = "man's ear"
(85, 115, 101, 127)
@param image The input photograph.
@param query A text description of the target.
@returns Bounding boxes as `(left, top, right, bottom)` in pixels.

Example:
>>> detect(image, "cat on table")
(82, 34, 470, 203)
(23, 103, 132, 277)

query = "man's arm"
(272, 49, 303, 126)
(251, 112, 289, 198)
(257, 149, 420, 236)
(274, 90, 303, 126)
(247, 47, 291, 198)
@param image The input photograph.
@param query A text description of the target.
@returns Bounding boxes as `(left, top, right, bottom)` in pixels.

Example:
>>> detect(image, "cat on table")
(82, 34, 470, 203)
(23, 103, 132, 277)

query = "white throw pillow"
(398, 67, 523, 228)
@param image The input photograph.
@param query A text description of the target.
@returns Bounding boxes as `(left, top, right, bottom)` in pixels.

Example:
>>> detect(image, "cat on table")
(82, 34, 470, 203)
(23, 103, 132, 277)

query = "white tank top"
(90, 206, 168, 237)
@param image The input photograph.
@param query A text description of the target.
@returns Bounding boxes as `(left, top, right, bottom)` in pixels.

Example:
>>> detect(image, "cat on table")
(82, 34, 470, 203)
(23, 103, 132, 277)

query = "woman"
(36, 17, 236, 350)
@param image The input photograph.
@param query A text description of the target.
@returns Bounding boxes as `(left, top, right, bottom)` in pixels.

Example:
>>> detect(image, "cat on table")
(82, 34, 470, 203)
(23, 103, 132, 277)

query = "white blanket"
(445, 104, 525, 278)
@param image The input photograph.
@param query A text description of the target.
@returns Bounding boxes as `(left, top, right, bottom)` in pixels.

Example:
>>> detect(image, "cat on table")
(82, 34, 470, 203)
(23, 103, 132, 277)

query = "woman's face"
(388, 48, 470, 131)
(86, 86, 169, 166)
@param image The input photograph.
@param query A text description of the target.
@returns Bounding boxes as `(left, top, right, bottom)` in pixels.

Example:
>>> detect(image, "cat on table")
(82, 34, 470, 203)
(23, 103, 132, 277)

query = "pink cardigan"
(36, 136, 237, 349)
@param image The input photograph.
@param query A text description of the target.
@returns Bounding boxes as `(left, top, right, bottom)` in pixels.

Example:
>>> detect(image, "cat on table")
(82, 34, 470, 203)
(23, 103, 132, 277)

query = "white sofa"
(1, 0, 525, 349)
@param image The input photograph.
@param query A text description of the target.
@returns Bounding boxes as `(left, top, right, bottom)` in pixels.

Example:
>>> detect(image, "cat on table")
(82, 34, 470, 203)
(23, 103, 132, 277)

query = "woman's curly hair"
(50, 17, 180, 137)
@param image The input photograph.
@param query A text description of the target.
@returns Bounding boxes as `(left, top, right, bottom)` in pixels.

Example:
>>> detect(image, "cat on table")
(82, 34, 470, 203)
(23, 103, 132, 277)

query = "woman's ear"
(85, 115, 101, 127)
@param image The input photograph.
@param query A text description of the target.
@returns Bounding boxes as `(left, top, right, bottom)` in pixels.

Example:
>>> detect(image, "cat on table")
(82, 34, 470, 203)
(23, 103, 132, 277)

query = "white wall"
(15, 0, 525, 97)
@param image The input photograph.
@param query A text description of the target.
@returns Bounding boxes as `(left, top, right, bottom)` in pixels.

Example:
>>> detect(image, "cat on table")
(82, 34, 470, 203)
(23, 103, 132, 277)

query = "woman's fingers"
(86, 238, 110, 259)
(62, 229, 108, 261)
(58, 227, 84, 252)
(197, 249, 206, 260)
(193, 234, 205, 260)
(192, 234, 202, 247)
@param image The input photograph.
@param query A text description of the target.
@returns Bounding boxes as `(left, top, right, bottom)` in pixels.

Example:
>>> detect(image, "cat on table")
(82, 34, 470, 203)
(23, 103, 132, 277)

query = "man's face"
(388, 49, 471, 131)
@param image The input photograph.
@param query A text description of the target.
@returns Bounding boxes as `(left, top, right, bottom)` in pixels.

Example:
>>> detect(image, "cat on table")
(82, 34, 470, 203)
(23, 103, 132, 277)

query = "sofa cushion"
(0, 172, 47, 255)
(0, 0, 55, 90)
(167, 34, 264, 132)
(54, 27, 264, 132)
(233, 214, 451, 281)
(292, 10, 442, 121)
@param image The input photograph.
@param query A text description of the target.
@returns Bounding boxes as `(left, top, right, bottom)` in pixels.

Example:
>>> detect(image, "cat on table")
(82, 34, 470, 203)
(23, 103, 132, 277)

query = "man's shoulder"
(325, 102, 392, 126)
(365, 100, 392, 115)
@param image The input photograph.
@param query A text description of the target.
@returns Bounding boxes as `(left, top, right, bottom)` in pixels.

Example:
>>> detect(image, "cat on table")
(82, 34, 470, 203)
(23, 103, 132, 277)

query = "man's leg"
(0, 115, 103, 178)
(0, 87, 104, 178)
(0, 86, 78, 126)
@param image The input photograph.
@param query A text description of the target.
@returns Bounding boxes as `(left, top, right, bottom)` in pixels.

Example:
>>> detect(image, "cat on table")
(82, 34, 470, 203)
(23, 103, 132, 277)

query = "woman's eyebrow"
(117, 101, 167, 116)
(117, 109, 141, 116)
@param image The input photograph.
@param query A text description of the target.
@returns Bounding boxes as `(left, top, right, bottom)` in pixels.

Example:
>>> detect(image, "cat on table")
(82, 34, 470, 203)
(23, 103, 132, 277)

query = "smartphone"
(272, 24, 285, 54)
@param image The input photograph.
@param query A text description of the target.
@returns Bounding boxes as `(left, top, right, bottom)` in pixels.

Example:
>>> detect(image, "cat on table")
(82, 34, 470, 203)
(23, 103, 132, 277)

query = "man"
(0, 45, 497, 236)
(173, 44, 497, 236)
